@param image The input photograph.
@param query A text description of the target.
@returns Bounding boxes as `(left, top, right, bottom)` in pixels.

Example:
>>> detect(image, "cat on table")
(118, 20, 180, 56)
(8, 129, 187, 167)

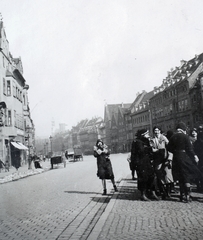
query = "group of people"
(129, 122, 203, 202)
(93, 121, 203, 202)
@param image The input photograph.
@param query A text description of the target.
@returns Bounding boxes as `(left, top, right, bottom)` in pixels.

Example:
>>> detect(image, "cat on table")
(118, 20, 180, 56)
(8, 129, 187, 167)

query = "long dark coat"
(167, 131, 201, 183)
(94, 151, 114, 180)
(194, 132, 203, 170)
(131, 138, 154, 191)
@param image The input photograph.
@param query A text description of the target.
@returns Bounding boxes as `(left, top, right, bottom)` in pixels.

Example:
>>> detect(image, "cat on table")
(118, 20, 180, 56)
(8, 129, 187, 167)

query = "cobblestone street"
(1, 156, 203, 240)
(94, 175, 203, 240)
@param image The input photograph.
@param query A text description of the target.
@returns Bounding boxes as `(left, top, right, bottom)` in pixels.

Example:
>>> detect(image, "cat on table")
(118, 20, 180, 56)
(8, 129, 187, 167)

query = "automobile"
(50, 151, 66, 169)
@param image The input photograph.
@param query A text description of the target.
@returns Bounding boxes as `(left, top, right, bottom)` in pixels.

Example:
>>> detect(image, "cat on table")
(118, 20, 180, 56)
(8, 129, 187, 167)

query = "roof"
(129, 91, 147, 110)
(105, 103, 131, 121)
(153, 52, 203, 95)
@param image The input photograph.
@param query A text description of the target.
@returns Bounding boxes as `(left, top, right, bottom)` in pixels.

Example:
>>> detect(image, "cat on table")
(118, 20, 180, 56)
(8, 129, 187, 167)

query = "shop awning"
(17, 142, 28, 150)
(11, 142, 28, 150)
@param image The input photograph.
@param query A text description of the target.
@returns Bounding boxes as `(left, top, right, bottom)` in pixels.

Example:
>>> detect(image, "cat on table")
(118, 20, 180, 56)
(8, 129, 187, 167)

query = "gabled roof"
(153, 52, 203, 95)
(111, 112, 118, 126)
(129, 91, 147, 110)
(141, 90, 154, 103)
(105, 103, 131, 121)
(118, 104, 131, 117)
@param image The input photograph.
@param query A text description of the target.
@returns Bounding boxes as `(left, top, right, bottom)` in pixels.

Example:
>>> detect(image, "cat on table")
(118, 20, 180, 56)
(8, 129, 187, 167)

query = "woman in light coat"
(150, 126, 173, 199)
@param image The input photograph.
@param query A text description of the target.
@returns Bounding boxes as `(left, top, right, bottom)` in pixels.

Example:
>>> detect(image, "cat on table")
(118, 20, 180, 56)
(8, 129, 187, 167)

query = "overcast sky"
(1, 0, 203, 137)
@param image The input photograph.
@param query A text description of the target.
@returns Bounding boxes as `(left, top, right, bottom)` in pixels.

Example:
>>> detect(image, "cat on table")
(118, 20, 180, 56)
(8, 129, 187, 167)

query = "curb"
(0, 167, 51, 184)
(87, 177, 124, 240)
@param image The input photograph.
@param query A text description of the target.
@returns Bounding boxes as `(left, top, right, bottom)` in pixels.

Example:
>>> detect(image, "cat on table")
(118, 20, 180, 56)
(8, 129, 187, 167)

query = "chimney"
(180, 60, 186, 66)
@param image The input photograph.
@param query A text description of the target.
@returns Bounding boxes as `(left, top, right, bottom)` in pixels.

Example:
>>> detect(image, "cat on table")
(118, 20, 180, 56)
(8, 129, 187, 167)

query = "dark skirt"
(172, 152, 201, 183)
(136, 156, 155, 191)
(97, 156, 114, 180)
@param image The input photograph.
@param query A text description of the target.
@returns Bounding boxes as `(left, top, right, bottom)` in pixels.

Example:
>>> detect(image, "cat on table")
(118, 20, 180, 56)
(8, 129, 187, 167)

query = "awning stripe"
(11, 142, 28, 150)
(17, 142, 28, 150)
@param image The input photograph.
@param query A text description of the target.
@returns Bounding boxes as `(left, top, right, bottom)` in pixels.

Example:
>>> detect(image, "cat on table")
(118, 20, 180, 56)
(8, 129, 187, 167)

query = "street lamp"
(26, 125, 33, 169)
(46, 141, 48, 157)
(49, 136, 53, 157)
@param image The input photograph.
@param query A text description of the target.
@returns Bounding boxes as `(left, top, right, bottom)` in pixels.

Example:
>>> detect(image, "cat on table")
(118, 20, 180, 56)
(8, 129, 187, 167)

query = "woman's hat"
(96, 139, 103, 146)
(140, 129, 149, 136)
(176, 122, 187, 131)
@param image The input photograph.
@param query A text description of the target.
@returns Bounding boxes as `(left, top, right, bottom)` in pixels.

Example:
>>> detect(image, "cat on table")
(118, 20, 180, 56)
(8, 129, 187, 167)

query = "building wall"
(0, 21, 34, 166)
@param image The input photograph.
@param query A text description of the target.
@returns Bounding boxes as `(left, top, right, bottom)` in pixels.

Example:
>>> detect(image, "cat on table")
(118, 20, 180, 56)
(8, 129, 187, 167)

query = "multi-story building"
(79, 117, 104, 155)
(104, 103, 131, 153)
(130, 91, 154, 136)
(149, 54, 203, 133)
(123, 91, 153, 151)
(117, 105, 131, 153)
(0, 20, 34, 168)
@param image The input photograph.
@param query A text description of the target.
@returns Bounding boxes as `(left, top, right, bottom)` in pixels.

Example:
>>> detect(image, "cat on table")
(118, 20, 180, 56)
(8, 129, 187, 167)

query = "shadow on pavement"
(64, 190, 98, 194)
(91, 196, 111, 203)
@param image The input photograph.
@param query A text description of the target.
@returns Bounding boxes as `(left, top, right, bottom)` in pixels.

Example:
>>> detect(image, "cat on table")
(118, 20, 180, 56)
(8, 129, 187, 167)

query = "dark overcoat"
(167, 132, 200, 183)
(131, 138, 154, 191)
(94, 151, 114, 180)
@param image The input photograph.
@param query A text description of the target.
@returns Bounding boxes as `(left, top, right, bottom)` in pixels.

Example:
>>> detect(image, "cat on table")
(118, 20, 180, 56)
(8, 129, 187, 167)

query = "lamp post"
(49, 136, 53, 157)
(26, 126, 33, 169)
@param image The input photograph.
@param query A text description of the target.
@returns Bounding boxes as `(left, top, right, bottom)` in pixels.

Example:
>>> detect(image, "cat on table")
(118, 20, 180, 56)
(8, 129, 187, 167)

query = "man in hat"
(167, 121, 199, 202)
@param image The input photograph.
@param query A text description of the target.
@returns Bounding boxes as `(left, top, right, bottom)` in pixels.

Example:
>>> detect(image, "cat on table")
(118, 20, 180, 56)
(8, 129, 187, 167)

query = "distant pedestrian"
(167, 122, 200, 202)
(131, 129, 159, 201)
(130, 134, 141, 180)
(33, 155, 42, 169)
(127, 152, 135, 180)
(93, 139, 118, 195)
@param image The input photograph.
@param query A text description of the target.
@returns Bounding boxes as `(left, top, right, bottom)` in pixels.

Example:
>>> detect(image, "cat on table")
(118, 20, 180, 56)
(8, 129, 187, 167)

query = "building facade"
(150, 54, 203, 133)
(0, 21, 34, 168)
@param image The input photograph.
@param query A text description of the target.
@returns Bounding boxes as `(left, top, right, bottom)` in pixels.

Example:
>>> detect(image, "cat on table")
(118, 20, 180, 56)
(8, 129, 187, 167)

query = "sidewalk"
(89, 175, 203, 240)
(0, 160, 51, 184)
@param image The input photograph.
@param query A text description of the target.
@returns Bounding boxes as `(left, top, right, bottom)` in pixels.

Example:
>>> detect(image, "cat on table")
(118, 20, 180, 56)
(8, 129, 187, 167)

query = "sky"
(1, 0, 203, 137)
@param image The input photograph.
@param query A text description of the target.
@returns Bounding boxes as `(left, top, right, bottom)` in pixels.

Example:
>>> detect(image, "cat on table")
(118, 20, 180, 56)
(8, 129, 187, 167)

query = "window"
(23, 94, 26, 105)
(7, 80, 11, 96)
(3, 78, 6, 94)
(14, 110, 16, 127)
(8, 110, 11, 126)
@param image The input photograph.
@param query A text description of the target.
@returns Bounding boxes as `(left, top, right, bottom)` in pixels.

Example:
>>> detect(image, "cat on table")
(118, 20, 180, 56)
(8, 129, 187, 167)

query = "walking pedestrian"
(127, 152, 136, 180)
(150, 126, 174, 199)
(93, 139, 118, 195)
(167, 122, 200, 202)
(131, 129, 159, 201)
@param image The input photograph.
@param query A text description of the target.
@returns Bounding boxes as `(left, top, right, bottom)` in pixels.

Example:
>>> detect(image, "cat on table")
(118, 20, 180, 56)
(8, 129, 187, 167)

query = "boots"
(185, 186, 192, 203)
(162, 184, 172, 200)
(102, 189, 107, 195)
(179, 192, 184, 202)
(114, 185, 118, 192)
(140, 191, 151, 201)
(151, 190, 160, 201)
(179, 183, 185, 202)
